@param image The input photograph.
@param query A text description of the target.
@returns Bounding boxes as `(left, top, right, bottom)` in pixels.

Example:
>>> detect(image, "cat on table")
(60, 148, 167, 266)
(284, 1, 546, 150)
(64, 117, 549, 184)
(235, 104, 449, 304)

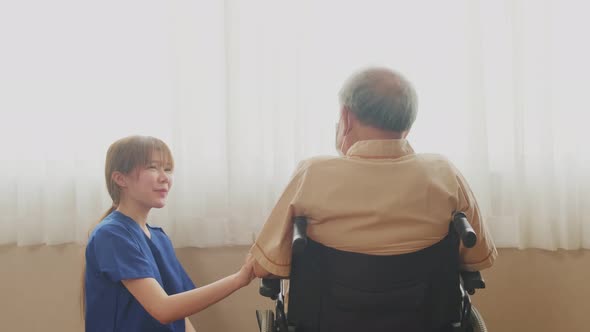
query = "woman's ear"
(111, 171, 127, 188)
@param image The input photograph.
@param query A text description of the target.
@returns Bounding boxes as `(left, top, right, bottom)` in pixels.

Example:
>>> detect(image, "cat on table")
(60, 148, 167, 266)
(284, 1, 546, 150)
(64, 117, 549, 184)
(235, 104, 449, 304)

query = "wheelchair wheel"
(257, 309, 275, 332)
(468, 306, 487, 332)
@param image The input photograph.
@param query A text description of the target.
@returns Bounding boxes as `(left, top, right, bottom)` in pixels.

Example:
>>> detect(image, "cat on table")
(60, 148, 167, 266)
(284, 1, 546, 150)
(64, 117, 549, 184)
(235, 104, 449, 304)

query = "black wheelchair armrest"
(460, 271, 486, 295)
(260, 278, 281, 300)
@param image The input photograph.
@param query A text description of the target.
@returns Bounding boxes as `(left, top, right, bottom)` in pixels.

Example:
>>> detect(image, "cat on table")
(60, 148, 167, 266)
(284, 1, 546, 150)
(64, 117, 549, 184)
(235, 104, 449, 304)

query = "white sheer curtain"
(1, 0, 587, 249)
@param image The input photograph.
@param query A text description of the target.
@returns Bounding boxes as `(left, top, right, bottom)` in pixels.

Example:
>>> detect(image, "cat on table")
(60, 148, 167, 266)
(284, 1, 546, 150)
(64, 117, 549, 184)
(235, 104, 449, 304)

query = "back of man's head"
(338, 67, 418, 132)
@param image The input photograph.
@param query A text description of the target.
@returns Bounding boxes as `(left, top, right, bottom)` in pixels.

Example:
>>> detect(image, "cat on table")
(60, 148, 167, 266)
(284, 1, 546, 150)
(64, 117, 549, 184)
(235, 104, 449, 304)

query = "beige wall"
(1, 245, 588, 332)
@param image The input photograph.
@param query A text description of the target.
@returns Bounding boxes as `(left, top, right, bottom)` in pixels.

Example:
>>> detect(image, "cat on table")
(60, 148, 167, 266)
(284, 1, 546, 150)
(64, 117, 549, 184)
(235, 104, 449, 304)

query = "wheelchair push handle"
(452, 212, 477, 248)
(292, 216, 308, 255)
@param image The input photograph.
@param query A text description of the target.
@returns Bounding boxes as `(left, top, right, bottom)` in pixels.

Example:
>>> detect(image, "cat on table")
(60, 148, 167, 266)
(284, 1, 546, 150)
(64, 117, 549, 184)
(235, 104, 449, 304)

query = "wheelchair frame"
(257, 212, 487, 332)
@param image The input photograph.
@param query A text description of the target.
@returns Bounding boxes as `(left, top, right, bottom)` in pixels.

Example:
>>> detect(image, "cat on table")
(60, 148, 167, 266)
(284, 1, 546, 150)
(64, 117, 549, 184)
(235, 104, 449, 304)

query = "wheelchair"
(256, 212, 488, 332)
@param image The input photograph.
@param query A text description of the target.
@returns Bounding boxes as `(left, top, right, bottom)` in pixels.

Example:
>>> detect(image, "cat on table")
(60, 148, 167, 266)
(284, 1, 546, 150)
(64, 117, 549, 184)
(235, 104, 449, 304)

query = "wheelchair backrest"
(287, 230, 462, 332)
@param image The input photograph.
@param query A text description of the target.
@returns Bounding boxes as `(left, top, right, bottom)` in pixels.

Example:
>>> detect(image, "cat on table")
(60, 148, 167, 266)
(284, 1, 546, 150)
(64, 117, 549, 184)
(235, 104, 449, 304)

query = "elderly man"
(250, 67, 497, 278)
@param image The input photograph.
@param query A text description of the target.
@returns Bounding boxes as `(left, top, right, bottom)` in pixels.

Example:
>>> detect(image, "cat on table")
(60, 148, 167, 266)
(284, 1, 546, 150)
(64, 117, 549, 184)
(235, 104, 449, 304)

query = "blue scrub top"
(85, 211, 196, 332)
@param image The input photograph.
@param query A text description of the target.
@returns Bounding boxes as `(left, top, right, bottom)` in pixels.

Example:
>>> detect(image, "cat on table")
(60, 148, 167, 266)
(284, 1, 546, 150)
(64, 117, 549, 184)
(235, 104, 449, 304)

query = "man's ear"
(342, 107, 354, 136)
(112, 171, 127, 188)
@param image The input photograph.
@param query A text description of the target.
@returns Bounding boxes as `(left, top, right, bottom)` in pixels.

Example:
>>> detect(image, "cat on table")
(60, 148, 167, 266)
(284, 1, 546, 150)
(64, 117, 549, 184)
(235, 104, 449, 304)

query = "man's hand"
(253, 260, 275, 278)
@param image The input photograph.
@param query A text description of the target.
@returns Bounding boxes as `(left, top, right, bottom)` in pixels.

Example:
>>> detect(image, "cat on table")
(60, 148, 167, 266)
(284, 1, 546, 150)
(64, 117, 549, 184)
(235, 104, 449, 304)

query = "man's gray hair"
(338, 67, 418, 132)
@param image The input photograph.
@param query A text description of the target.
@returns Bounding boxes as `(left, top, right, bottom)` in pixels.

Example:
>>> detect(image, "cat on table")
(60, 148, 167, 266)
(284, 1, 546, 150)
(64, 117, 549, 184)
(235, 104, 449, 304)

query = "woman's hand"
(234, 254, 256, 288)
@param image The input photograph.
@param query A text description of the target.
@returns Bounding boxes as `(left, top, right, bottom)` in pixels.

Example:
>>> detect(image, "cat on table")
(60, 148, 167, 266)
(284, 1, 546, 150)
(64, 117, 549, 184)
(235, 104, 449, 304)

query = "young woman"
(83, 135, 254, 331)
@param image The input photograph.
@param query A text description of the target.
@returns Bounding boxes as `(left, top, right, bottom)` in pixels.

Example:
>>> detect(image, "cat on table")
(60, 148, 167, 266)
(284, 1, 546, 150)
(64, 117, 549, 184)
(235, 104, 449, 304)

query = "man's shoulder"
(293, 153, 461, 178)
(297, 155, 340, 168)
(297, 153, 455, 168)
(292, 155, 350, 175)
(410, 152, 464, 177)
(415, 152, 453, 164)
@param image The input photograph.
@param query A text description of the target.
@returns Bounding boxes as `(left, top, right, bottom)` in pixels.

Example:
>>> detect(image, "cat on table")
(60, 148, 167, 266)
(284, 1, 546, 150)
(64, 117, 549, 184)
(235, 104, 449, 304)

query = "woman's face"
(123, 153, 173, 209)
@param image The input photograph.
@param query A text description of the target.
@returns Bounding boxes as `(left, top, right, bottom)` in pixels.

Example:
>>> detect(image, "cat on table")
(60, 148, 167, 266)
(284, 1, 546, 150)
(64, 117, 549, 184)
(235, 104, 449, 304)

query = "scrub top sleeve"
(93, 225, 155, 282)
